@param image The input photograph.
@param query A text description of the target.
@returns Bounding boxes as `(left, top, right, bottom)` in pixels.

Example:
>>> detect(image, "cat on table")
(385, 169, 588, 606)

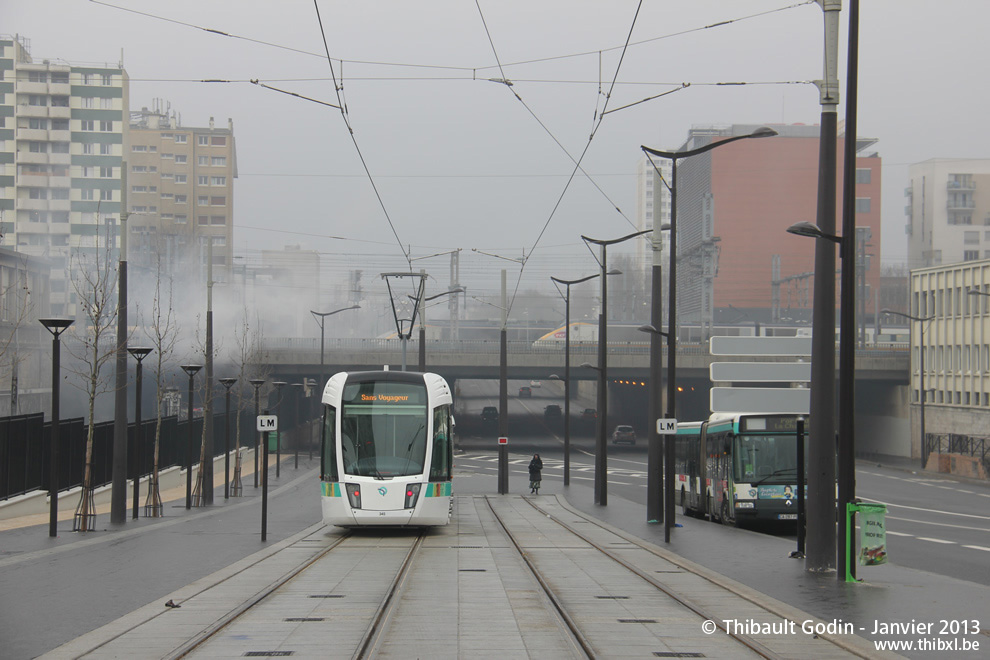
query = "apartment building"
(0, 35, 127, 316)
(127, 104, 237, 285)
(905, 158, 990, 269)
(909, 258, 990, 459)
(670, 123, 882, 336)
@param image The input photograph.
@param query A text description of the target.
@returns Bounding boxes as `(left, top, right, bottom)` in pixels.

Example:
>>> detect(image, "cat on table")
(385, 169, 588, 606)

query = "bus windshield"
(733, 434, 798, 485)
(340, 380, 428, 478)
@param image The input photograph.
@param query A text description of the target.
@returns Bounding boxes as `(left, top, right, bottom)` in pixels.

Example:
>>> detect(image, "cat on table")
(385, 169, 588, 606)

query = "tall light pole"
(40, 318, 74, 537)
(412, 288, 463, 371)
(882, 309, 933, 468)
(219, 377, 237, 499)
(272, 381, 287, 478)
(551, 272, 616, 486)
(127, 347, 153, 519)
(581, 230, 649, 506)
(311, 305, 361, 385)
(111, 187, 129, 525)
(249, 378, 266, 488)
(181, 364, 202, 509)
(291, 382, 304, 469)
(380, 272, 427, 371)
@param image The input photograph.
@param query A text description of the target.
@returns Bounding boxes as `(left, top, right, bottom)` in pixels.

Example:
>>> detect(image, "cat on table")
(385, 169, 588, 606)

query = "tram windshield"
(733, 434, 798, 485)
(340, 380, 429, 478)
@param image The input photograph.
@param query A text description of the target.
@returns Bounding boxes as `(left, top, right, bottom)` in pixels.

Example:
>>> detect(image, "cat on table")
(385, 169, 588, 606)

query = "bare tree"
(190, 315, 222, 505)
(64, 220, 121, 532)
(0, 255, 36, 415)
(140, 249, 179, 517)
(228, 310, 270, 495)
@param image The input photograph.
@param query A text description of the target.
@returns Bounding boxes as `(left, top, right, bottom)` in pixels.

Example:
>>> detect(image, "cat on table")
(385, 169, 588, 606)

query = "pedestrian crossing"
(456, 452, 648, 480)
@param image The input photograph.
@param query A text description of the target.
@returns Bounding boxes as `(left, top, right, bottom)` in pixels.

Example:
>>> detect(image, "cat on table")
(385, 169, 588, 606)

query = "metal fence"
(0, 410, 266, 501)
(922, 432, 990, 477)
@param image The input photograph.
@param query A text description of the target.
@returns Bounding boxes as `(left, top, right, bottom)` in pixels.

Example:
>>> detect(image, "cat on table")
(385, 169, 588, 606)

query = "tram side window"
(322, 406, 338, 481)
(430, 405, 452, 481)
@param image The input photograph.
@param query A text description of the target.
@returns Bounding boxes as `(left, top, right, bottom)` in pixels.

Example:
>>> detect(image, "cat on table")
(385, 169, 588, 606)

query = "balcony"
(947, 200, 976, 211)
(16, 152, 50, 165)
(18, 128, 48, 141)
(947, 179, 975, 191)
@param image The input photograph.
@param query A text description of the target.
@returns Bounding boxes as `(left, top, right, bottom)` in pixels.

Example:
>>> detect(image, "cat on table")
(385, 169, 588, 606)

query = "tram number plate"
(778, 513, 798, 520)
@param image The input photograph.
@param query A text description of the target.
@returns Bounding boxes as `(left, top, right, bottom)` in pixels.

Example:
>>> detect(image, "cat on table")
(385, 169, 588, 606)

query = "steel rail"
(484, 496, 596, 659)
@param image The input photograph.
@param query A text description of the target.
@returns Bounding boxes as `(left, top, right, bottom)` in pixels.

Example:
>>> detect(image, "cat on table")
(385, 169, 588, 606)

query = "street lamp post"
(551, 272, 616, 486)
(219, 377, 237, 499)
(127, 347, 153, 519)
(291, 382, 304, 469)
(272, 381, 287, 478)
(249, 378, 266, 488)
(884, 309, 934, 465)
(638, 323, 672, 537)
(40, 318, 74, 537)
(180, 365, 202, 509)
(412, 289, 464, 371)
(581, 231, 649, 506)
(642, 126, 778, 453)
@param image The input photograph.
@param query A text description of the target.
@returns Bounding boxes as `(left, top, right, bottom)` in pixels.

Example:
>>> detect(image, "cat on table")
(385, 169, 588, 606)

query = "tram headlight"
(404, 483, 422, 509)
(345, 483, 362, 509)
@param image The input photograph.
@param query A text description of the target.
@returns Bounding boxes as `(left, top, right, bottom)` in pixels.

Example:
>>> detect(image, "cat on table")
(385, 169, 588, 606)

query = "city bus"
(675, 413, 806, 527)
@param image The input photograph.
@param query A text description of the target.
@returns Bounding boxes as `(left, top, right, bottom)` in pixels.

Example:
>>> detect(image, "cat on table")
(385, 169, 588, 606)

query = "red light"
(353, 490, 359, 496)
(406, 490, 413, 496)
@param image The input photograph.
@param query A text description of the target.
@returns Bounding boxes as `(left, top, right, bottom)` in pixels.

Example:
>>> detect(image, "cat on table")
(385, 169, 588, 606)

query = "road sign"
(656, 418, 678, 434)
(256, 415, 278, 432)
(498, 437, 508, 445)
(710, 336, 812, 356)
(710, 361, 811, 383)
(710, 387, 810, 414)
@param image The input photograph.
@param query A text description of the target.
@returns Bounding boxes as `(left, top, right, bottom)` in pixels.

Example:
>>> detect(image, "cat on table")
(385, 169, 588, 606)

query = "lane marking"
(885, 531, 913, 537)
(859, 497, 990, 521)
(916, 537, 956, 544)
(962, 545, 990, 552)
(884, 514, 990, 533)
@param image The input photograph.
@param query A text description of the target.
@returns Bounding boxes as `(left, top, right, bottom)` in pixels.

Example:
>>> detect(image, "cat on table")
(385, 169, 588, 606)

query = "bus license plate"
(778, 514, 798, 520)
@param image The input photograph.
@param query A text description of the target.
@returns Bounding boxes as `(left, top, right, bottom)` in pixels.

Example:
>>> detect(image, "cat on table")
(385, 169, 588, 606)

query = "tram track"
(508, 495, 781, 659)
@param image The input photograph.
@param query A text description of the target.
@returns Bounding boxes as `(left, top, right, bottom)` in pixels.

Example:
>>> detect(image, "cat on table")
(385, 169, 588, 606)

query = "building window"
(162, 153, 173, 159)
(965, 231, 979, 245)
(211, 156, 226, 166)
(198, 215, 209, 225)
(50, 95, 69, 107)
(964, 250, 980, 261)
(28, 94, 46, 106)
(175, 214, 187, 224)
(132, 165, 147, 173)
(28, 141, 47, 153)
(132, 145, 147, 152)
(174, 174, 187, 183)
(211, 136, 226, 146)
(211, 176, 226, 186)
(211, 215, 225, 225)
(198, 156, 209, 166)
(198, 175, 209, 185)
(174, 134, 187, 143)
(855, 198, 871, 214)
(101, 97, 113, 110)
(28, 118, 48, 130)
(51, 71, 69, 84)
(100, 166, 113, 178)
(102, 73, 113, 85)
(52, 118, 69, 130)
(855, 168, 872, 184)
(81, 189, 94, 200)
(174, 154, 187, 164)
(100, 189, 113, 201)
(198, 196, 209, 206)
(99, 120, 113, 132)
(80, 119, 94, 131)
(210, 196, 226, 206)
(28, 188, 47, 200)
(174, 195, 187, 203)
(100, 143, 112, 155)
(51, 142, 70, 154)
(82, 97, 94, 109)
(198, 135, 209, 146)
(28, 71, 47, 83)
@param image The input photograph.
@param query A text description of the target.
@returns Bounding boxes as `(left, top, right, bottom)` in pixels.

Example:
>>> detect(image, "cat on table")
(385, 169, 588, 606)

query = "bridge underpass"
(263, 338, 912, 456)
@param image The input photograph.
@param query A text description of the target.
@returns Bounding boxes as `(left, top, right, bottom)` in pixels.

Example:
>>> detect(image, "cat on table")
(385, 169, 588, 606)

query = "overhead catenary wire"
(311, 0, 411, 271)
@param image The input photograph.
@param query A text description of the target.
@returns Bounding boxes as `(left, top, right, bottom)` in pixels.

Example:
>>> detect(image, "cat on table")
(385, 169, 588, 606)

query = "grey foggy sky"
(5, 0, 987, 302)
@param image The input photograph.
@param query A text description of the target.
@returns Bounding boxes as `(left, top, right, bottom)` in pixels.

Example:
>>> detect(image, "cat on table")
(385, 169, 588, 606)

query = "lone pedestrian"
(528, 453, 543, 494)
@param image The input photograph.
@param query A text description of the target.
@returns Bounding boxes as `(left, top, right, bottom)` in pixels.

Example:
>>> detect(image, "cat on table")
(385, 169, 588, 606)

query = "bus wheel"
(720, 497, 734, 527)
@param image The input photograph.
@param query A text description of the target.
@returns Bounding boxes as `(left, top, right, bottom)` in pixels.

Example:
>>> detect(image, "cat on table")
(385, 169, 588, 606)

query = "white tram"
(320, 370, 454, 527)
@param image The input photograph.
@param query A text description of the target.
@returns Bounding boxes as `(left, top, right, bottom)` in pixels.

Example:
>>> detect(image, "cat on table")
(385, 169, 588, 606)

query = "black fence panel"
(0, 414, 44, 500)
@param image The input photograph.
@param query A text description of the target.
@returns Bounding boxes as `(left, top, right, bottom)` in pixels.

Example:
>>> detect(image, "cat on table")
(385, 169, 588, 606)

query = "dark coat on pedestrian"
(528, 455, 543, 483)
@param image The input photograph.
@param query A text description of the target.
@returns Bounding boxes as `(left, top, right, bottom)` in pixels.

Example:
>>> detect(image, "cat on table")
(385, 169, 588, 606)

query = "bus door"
(698, 422, 709, 515)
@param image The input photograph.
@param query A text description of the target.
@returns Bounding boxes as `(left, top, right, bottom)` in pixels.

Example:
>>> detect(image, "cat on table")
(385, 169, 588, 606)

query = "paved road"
(454, 377, 990, 587)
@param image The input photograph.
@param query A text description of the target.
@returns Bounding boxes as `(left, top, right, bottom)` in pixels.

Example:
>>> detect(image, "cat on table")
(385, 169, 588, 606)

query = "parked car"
(529, 380, 542, 388)
(481, 406, 499, 422)
(544, 404, 562, 419)
(518, 386, 532, 398)
(580, 408, 597, 420)
(610, 424, 637, 445)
